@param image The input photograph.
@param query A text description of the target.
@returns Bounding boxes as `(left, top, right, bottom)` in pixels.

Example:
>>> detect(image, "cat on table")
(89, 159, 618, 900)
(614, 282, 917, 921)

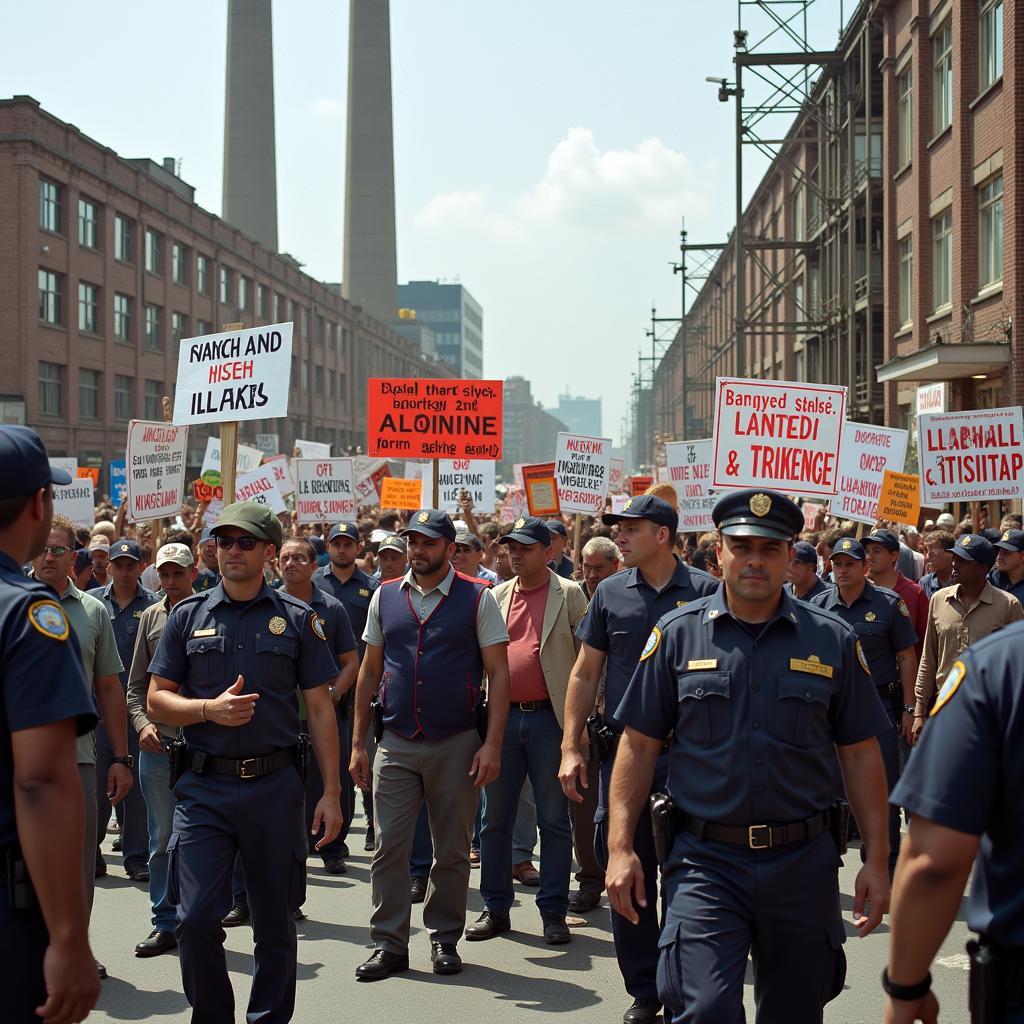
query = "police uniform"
(990, 529, 1024, 605)
(149, 502, 338, 1024)
(0, 430, 97, 1021)
(615, 489, 891, 1024)
(193, 527, 221, 593)
(892, 621, 1024, 1022)
(576, 494, 718, 1009)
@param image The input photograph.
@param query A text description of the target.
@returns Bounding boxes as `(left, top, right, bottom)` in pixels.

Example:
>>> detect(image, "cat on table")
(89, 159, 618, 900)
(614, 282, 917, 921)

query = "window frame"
(38, 269, 62, 325)
(978, 174, 1004, 288)
(114, 215, 133, 263)
(78, 197, 99, 249)
(144, 303, 162, 350)
(78, 281, 100, 334)
(113, 293, 133, 343)
(39, 179, 61, 233)
(898, 235, 913, 327)
(897, 64, 913, 169)
(979, 0, 1003, 92)
(78, 368, 100, 420)
(114, 374, 134, 422)
(932, 209, 953, 311)
(38, 362, 63, 417)
(144, 229, 162, 275)
(932, 20, 953, 135)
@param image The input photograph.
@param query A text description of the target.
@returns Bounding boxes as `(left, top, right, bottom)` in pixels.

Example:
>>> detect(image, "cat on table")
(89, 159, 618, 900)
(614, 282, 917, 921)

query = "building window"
(39, 179, 61, 233)
(114, 375, 133, 421)
(793, 184, 804, 242)
(145, 229, 162, 274)
(114, 215, 132, 262)
(38, 269, 62, 324)
(301, 360, 309, 390)
(197, 254, 209, 293)
(114, 293, 133, 342)
(219, 266, 231, 304)
(78, 198, 99, 249)
(145, 304, 162, 350)
(38, 362, 62, 416)
(172, 243, 188, 285)
(78, 282, 99, 333)
(144, 380, 162, 420)
(79, 368, 99, 420)
(257, 284, 267, 319)
(979, 0, 1003, 91)
(275, 294, 285, 322)
(171, 312, 189, 344)
(329, 370, 336, 397)
(301, 307, 309, 338)
(897, 65, 913, 169)
(933, 20, 953, 134)
(197, 319, 211, 336)
(932, 210, 953, 311)
(315, 366, 324, 394)
(238, 276, 249, 310)
(979, 174, 1003, 287)
(898, 236, 913, 326)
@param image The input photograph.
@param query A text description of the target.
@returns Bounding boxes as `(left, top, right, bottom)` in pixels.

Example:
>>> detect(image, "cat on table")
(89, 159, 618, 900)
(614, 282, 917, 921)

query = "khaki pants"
(370, 728, 480, 953)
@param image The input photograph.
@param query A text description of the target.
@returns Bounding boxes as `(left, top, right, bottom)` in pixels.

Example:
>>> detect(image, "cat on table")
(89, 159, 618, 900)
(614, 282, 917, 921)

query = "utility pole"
(733, 34, 745, 380)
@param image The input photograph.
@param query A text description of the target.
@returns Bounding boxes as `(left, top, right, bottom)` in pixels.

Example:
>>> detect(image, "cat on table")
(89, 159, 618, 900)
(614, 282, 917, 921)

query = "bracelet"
(882, 967, 931, 1000)
(200, 700, 207, 723)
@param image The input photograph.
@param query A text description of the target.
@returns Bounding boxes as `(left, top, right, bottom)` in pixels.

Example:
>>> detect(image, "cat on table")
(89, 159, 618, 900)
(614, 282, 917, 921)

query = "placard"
(172, 322, 294, 425)
(76, 466, 100, 486)
(554, 433, 612, 515)
(832, 423, 909, 526)
(877, 471, 922, 525)
(498, 486, 529, 524)
(125, 420, 189, 522)
(918, 406, 1024, 503)
(379, 477, 423, 510)
(366, 378, 503, 459)
(665, 439, 715, 533)
(916, 383, 947, 416)
(294, 458, 356, 523)
(200, 435, 264, 487)
(611, 494, 631, 514)
(234, 466, 287, 514)
(802, 502, 826, 530)
(294, 438, 331, 459)
(53, 477, 94, 527)
(437, 459, 497, 514)
(261, 454, 294, 497)
(712, 377, 846, 496)
(353, 457, 390, 504)
(628, 475, 654, 496)
(521, 462, 560, 517)
(255, 432, 279, 454)
(609, 458, 625, 495)
(51, 457, 78, 477)
(193, 480, 223, 503)
(108, 459, 127, 508)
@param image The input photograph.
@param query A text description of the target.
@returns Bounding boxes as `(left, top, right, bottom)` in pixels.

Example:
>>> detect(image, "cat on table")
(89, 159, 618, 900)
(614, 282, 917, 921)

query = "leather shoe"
(126, 867, 150, 883)
(135, 929, 176, 958)
(323, 857, 347, 875)
(568, 888, 602, 914)
(112, 836, 122, 851)
(221, 904, 250, 927)
(95, 959, 107, 980)
(338, 842, 350, 858)
(541, 913, 572, 945)
(512, 860, 540, 886)
(292, 909, 306, 921)
(410, 876, 428, 904)
(623, 998, 661, 1023)
(94, 859, 107, 879)
(364, 827, 375, 852)
(355, 948, 409, 981)
(465, 910, 511, 941)
(469, 848, 480, 867)
(431, 941, 463, 975)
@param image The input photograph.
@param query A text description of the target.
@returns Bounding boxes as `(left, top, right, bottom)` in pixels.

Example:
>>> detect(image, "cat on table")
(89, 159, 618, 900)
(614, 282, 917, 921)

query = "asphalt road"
(87, 818, 973, 1023)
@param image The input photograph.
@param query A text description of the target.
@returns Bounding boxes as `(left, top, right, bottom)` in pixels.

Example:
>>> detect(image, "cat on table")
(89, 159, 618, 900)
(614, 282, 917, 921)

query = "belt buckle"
(748, 824, 772, 850)
(238, 758, 257, 779)
(518, 701, 534, 711)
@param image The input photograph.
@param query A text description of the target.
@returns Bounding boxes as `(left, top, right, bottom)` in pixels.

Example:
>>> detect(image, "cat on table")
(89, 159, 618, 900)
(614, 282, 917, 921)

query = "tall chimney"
(342, 0, 398, 323)
(223, 0, 278, 252)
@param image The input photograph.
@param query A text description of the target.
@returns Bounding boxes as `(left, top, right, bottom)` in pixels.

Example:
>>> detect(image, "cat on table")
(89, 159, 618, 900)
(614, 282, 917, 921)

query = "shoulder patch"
(897, 599, 910, 618)
(311, 615, 327, 641)
(639, 626, 661, 661)
(930, 660, 965, 716)
(855, 640, 870, 675)
(28, 600, 70, 641)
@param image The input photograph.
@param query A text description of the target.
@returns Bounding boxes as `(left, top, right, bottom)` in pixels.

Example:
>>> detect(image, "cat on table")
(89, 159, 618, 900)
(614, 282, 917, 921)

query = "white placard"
(555, 432, 613, 515)
(918, 406, 1024, 503)
(294, 458, 356, 523)
(200, 435, 264, 484)
(295, 438, 331, 459)
(611, 494, 631, 514)
(665, 439, 715, 532)
(609, 458, 625, 494)
(255, 432, 279, 454)
(437, 459, 497, 513)
(404, 462, 429, 481)
(916, 383, 947, 416)
(261, 454, 294, 497)
(712, 377, 847, 497)
(234, 466, 287, 514)
(172, 322, 293, 426)
(202, 497, 224, 527)
(354, 457, 388, 504)
(125, 420, 189, 523)
(51, 457, 78, 477)
(53, 477, 94, 527)
(832, 423, 908, 526)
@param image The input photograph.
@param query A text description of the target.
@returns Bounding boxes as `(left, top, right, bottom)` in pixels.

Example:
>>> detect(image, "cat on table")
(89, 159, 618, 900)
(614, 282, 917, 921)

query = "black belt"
(188, 746, 295, 780)
(513, 699, 552, 712)
(675, 809, 829, 850)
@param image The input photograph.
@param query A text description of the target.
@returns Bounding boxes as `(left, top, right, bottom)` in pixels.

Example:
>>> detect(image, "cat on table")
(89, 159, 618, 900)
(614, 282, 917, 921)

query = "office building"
(398, 280, 483, 377)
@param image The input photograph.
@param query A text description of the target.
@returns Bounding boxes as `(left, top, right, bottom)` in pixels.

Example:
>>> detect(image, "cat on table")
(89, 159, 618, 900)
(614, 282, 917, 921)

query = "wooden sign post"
(218, 322, 244, 506)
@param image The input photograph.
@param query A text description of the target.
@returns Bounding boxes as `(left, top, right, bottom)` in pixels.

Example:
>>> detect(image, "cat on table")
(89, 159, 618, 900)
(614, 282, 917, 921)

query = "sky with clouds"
(3, 1, 843, 444)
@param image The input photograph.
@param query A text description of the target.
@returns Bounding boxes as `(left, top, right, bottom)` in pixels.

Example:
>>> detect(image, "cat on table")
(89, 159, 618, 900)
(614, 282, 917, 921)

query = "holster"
(475, 696, 489, 743)
(168, 735, 188, 789)
(3, 847, 38, 911)
(587, 713, 617, 761)
(370, 694, 384, 742)
(295, 733, 311, 782)
(828, 798, 850, 856)
(968, 937, 1022, 1024)
(649, 792, 674, 866)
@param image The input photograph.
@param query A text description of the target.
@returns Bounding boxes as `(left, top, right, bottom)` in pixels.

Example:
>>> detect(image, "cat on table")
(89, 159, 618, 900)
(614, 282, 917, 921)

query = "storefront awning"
(875, 340, 1011, 383)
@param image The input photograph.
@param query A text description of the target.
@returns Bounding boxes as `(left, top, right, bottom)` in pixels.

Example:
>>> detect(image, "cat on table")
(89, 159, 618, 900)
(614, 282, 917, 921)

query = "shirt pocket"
(185, 635, 226, 685)
(255, 636, 299, 687)
(676, 671, 731, 745)
(773, 671, 833, 748)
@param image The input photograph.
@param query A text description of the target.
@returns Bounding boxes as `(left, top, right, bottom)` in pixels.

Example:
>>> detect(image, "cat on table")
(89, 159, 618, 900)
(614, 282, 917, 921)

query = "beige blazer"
(492, 570, 589, 729)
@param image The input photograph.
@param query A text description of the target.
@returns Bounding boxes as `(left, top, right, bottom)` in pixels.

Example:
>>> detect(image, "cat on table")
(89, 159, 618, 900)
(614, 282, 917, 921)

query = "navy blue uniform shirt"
(308, 587, 357, 659)
(919, 571, 952, 600)
(615, 586, 890, 824)
(1, 550, 96, 847)
(788, 578, 831, 603)
(314, 565, 379, 658)
(893, 621, 1024, 945)
(988, 569, 1024, 605)
(98, 581, 158, 688)
(193, 567, 221, 593)
(576, 557, 719, 732)
(811, 581, 917, 687)
(549, 554, 574, 580)
(148, 581, 338, 758)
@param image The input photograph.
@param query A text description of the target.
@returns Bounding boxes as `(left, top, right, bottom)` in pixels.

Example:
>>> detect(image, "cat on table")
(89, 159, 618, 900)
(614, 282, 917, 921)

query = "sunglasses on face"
(43, 545, 71, 557)
(215, 535, 259, 551)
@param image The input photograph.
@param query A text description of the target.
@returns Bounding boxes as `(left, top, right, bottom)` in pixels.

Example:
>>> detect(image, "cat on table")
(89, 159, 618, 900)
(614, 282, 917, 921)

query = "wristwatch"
(113, 755, 135, 769)
(882, 967, 931, 1000)
(902, 704, 916, 715)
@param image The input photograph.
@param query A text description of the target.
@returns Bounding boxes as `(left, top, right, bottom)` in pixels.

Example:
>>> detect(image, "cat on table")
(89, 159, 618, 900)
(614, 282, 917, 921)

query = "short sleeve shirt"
(788, 577, 831, 603)
(97, 581, 158, 688)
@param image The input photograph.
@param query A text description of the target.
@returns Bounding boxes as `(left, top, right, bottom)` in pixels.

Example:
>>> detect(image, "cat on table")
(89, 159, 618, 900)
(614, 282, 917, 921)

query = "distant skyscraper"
(222, 0, 278, 251)
(342, 0, 399, 324)
(398, 281, 483, 377)
(550, 392, 602, 437)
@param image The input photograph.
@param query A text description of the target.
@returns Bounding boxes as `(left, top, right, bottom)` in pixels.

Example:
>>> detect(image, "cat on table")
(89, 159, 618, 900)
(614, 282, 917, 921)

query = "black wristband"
(882, 967, 932, 1000)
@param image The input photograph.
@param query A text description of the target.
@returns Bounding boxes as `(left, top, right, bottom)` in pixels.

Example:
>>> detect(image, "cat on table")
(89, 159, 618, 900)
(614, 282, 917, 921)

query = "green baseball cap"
(212, 500, 283, 548)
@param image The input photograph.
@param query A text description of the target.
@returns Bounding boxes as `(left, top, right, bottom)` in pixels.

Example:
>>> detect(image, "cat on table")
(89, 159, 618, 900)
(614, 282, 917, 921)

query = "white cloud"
(415, 187, 522, 241)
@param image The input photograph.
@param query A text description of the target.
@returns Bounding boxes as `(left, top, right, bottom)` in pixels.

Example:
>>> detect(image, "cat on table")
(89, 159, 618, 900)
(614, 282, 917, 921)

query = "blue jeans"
(139, 746, 176, 933)
(480, 706, 571, 916)
(513, 780, 537, 862)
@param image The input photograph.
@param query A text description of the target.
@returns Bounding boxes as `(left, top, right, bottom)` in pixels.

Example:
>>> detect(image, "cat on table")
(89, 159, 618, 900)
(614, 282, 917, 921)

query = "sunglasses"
(215, 535, 260, 551)
(43, 545, 71, 557)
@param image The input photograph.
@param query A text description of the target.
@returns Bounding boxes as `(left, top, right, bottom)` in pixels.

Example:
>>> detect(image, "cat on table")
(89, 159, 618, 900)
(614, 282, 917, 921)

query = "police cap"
(500, 516, 551, 547)
(378, 534, 407, 555)
(995, 529, 1024, 553)
(602, 494, 679, 534)
(0, 425, 72, 498)
(792, 540, 819, 565)
(213, 501, 283, 548)
(545, 519, 568, 539)
(328, 522, 358, 543)
(830, 537, 866, 561)
(864, 528, 900, 553)
(951, 533, 997, 568)
(401, 509, 457, 542)
(712, 489, 802, 542)
(109, 539, 141, 562)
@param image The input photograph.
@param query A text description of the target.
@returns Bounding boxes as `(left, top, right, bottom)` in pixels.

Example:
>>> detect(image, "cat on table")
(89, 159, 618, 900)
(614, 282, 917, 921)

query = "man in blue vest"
(350, 509, 511, 980)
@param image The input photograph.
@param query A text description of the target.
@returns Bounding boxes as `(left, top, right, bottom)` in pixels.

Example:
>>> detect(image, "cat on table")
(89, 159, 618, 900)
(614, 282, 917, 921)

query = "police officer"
(787, 539, 830, 602)
(810, 536, 918, 873)
(0, 426, 100, 1023)
(147, 501, 341, 1024)
(193, 527, 220, 593)
(990, 528, 1024, 604)
(607, 489, 892, 1024)
(884, 621, 1024, 1023)
(559, 494, 718, 1024)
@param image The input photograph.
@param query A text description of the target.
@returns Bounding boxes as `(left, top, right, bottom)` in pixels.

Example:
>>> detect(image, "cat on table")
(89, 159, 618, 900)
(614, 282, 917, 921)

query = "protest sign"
(255, 432, 279, 454)
(521, 463, 560, 517)
(125, 420, 189, 522)
(172, 322, 293, 425)
(832, 423, 909, 526)
(712, 377, 846, 496)
(916, 383, 947, 416)
(498, 487, 529, 525)
(234, 466, 286, 514)
(404, 462, 430, 481)
(202, 497, 224, 527)
(294, 458, 356, 523)
(353, 457, 390, 504)
(436, 459, 497, 514)
(513, 464, 526, 489)
(193, 480, 222, 503)
(366, 378, 502, 459)
(379, 477, 423, 510)
(609, 458, 625, 495)
(200, 436, 263, 487)
(877, 471, 922, 525)
(802, 502, 826, 530)
(554, 433, 612, 515)
(261, 454, 294, 497)
(77, 466, 100, 486)
(51, 457, 77, 477)
(294, 439, 331, 459)
(611, 494, 631, 514)
(53, 478, 94, 526)
(917, 406, 1024, 503)
(665, 439, 715, 532)
(628, 475, 654, 496)
(108, 459, 127, 508)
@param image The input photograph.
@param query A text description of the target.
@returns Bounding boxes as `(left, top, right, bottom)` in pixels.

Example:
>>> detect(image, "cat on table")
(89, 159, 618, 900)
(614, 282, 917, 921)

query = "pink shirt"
(506, 581, 550, 703)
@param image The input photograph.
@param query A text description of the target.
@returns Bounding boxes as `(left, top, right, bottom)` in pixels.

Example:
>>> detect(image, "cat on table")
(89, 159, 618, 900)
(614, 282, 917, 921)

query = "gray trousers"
(78, 765, 97, 918)
(370, 728, 480, 953)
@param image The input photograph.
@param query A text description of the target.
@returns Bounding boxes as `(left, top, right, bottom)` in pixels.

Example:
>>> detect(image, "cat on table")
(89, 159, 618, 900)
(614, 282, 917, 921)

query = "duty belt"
(188, 746, 295, 780)
(674, 809, 829, 850)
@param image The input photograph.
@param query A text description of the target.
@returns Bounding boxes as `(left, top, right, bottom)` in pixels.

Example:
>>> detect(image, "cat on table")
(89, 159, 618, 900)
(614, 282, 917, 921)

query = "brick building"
(0, 96, 450, 491)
